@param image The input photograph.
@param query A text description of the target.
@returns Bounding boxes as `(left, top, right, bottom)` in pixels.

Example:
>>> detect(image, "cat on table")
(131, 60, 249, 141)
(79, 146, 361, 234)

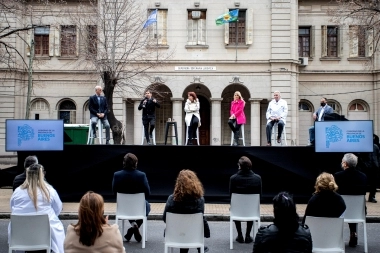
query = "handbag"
(228, 118, 237, 128)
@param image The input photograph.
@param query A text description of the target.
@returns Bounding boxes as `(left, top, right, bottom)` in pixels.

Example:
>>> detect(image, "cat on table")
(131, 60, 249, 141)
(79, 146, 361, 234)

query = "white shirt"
(266, 98, 288, 124)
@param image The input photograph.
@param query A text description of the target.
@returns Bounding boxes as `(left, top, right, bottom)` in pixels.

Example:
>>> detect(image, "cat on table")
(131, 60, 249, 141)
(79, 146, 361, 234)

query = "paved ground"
(1, 188, 380, 222)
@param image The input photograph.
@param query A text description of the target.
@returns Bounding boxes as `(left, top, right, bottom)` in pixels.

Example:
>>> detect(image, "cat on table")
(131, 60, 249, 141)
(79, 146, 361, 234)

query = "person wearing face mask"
(308, 97, 333, 146)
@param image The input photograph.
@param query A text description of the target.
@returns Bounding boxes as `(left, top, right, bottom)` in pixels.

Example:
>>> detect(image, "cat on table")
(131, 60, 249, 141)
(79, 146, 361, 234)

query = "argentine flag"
(143, 9, 157, 29)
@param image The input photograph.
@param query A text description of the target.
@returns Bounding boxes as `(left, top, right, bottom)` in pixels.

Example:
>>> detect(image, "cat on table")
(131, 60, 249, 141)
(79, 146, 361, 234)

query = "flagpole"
(235, 9, 239, 62)
(156, 9, 158, 61)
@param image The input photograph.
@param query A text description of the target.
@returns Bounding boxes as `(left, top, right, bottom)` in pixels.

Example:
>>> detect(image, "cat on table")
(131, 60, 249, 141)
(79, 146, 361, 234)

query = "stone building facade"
(0, 0, 378, 155)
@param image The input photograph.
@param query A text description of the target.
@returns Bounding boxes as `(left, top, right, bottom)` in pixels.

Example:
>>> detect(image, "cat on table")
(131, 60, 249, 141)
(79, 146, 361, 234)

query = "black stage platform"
(1, 145, 345, 204)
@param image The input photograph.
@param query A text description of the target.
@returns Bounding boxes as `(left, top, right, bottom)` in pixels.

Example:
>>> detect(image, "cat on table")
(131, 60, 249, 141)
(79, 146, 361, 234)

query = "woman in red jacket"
(228, 91, 246, 146)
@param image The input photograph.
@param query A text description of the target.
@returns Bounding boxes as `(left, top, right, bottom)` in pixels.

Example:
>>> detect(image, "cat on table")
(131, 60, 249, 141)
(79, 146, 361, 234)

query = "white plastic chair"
(230, 193, 260, 249)
(230, 124, 245, 146)
(115, 193, 148, 248)
(164, 212, 204, 253)
(271, 122, 287, 146)
(141, 125, 156, 145)
(185, 126, 200, 145)
(305, 216, 344, 253)
(341, 195, 367, 253)
(9, 214, 51, 253)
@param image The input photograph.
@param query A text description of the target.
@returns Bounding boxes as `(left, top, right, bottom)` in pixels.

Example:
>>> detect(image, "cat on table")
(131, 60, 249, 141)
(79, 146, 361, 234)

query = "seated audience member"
(265, 91, 288, 146)
(230, 156, 262, 243)
(13, 155, 38, 191)
(303, 172, 346, 224)
(163, 169, 210, 253)
(308, 97, 333, 146)
(64, 191, 125, 253)
(112, 153, 151, 242)
(334, 153, 367, 247)
(253, 192, 312, 253)
(9, 164, 65, 253)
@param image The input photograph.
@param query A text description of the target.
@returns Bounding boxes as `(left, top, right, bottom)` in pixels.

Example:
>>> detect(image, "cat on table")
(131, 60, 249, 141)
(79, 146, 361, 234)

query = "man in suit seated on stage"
(89, 85, 111, 144)
(112, 153, 151, 242)
(229, 156, 262, 244)
(308, 97, 333, 146)
(334, 153, 367, 247)
(12, 155, 38, 191)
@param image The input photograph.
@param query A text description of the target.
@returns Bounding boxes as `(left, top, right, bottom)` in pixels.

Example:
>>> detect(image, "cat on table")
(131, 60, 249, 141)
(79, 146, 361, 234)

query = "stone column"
(210, 98, 223, 146)
(171, 97, 184, 145)
(132, 98, 142, 145)
(249, 98, 262, 146)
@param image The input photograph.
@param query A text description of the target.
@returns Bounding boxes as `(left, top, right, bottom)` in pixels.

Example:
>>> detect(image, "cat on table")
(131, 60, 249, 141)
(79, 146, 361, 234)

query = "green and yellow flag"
(215, 9, 239, 26)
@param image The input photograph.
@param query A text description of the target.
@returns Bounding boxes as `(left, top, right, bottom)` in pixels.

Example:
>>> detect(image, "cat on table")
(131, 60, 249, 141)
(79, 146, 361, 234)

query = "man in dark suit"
(229, 156, 262, 244)
(89, 85, 111, 144)
(334, 153, 367, 248)
(13, 155, 38, 191)
(112, 153, 151, 242)
(308, 97, 333, 146)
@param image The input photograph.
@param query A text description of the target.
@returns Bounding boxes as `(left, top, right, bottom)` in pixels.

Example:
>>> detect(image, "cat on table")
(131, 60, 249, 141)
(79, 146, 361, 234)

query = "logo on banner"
(325, 125, 343, 148)
(18, 124, 34, 146)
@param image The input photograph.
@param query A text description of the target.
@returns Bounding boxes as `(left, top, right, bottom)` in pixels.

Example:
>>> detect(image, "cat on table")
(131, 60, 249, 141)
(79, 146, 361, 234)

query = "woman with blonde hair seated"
(163, 169, 210, 253)
(64, 191, 125, 253)
(303, 172, 346, 224)
(8, 163, 65, 253)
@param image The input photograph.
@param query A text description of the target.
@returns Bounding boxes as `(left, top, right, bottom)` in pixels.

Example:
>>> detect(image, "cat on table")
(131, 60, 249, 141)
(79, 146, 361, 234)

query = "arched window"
(327, 100, 341, 114)
(31, 99, 49, 110)
(30, 98, 50, 119)
(349, 102, 366, 111)
(299, 101, 311, 111)
(59, 100, 76, 124)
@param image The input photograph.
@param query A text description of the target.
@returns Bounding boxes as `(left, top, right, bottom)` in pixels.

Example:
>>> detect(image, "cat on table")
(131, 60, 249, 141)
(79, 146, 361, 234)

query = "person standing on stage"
(229, 156, 261, 243)
(89, 85, 111, 144)
(138, 90, 160, 145)
(228, 91, 246, 146)
(266, 91, 288, 146)
(308, 97, 333, 146)
(112, 153, 151, 243)
(184, 91, 201, 145)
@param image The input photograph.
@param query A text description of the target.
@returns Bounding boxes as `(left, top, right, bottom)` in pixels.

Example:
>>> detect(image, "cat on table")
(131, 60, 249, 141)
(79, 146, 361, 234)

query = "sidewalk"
(1, 188, 380, 222)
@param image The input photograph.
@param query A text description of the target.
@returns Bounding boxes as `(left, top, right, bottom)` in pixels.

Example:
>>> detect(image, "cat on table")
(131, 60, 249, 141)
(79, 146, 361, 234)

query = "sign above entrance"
(175, 66, 216, 71)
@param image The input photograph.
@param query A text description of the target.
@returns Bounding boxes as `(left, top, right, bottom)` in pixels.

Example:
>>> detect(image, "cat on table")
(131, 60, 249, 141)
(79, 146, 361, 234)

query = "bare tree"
(329, 0, 378, 64)
(62, 0, 173, 144)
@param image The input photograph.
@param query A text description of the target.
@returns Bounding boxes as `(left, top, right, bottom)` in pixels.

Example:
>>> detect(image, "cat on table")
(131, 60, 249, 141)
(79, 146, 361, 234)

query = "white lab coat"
(8, 185, 65, 253)
(266, 98, 288, 124)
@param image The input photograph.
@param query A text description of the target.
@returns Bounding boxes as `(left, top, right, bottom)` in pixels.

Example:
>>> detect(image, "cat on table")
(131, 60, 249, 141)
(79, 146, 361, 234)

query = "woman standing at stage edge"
(228, 91, 246, 146)
(185, 91, 201, 145)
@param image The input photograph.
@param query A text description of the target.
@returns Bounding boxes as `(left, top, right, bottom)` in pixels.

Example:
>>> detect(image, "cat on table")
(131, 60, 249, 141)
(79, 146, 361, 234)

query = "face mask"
(320, 102, 326, 107)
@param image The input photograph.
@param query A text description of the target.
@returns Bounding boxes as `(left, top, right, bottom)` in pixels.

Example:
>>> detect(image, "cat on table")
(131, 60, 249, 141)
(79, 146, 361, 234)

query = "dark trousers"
(367, 168, 378, 199)
(129, 201, 151, 226)
(187, 115, 199, 140)
(234, 220, 254, 235)
(228, 119, 242, 137)
(143, 117, 156, 142)
(266, 120, 284, 143)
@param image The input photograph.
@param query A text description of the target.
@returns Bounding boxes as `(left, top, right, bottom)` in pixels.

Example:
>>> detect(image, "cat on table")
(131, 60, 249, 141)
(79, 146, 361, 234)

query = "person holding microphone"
(138, 90, 160, 145)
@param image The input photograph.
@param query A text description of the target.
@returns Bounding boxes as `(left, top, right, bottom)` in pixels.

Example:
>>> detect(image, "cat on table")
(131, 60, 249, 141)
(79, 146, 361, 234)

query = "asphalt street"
(1, 220, 379, 253)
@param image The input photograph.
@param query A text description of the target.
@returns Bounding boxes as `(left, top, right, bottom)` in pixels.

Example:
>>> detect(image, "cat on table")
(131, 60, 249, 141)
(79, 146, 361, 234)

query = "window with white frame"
(224, 9, 253, 46)
(349, 26, 373, 58)
(148, 9, 168, 46)
(327, 101, 341, 114)
(187, 10, 206, 46)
